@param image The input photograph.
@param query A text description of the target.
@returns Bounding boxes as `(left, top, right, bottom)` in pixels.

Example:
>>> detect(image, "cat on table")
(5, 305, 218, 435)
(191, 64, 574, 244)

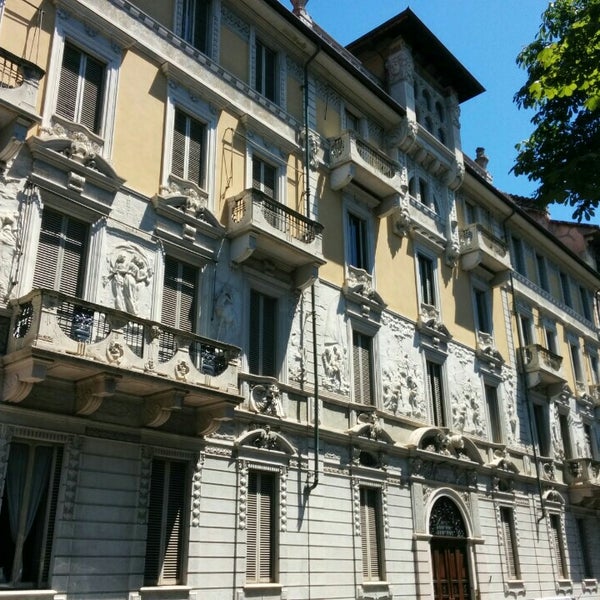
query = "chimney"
(475, 147, 489, 171)
(291, 0, 312, 24)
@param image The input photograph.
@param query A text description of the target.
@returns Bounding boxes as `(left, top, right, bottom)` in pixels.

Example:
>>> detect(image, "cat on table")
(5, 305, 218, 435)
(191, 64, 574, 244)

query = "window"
(0, 441, 63, 588)
(560, 273, 572, 308)
(418, 253, 436, 307)
(162, 257, 198, 333)
(246, 470, 277, 584)
(558, 413, 573, 460)
(464, 201, 476, 225)
(427, 359, 446, 427)
(360, 486, 383, 582)
(583, 423, 595, 458)
(535, 253, 549, 291)
(353, 331, 374, 405)
(511, 236, 526, 276)
(549, 514, 568, 580)
(172, 108, 206, 188)
(33, 208, 88, 297)
(590, 353, 600, 384)
(474, 288, 491, 334)
(254, 39, 276, 102)
(249, 290, 277, 377)
(348, 213, 369, 271)
(533, 403, 550, 456)
(179, 0, 211, 52)
(577, 518, 593, 579)
(519, 314, 534, 347)
(345, 109, 361, 134)
(485, 384, 502, 443)
(252, 156, 277, 200)
(144, 458, 188, 585)
(579, 286, 592, 321)
(56, 42, 106, 134)
(500, 507, 520, 580)
(569, 342, 584, 383)
(543, 324, 558, 355)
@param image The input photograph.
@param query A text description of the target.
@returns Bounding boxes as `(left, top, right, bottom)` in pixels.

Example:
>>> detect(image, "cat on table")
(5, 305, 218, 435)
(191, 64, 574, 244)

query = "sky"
(279, 0, 598, 225)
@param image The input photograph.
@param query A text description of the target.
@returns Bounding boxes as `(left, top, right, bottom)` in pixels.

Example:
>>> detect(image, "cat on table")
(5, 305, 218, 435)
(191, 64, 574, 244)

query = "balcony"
(2, 289, 241, 434)
(0, 47, 44, 162)
(565, 458, 600, 507)
(227, 188, 324, 289)
(520, 344, 565, 390)
(328, 131, 404, 199)
(459, 224, 511, 279)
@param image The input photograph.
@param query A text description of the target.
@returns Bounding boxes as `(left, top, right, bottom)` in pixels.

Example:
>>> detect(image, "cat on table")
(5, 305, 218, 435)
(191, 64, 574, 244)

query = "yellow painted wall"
(316, 96, 340, 140)
(286, 154, 303, 212)
(216, 113, 246, 221)
(112, 49, 165, 196)
(220, 27, 248, 84)
(129, 0, 174, 29)
(318, 185, 344, 285)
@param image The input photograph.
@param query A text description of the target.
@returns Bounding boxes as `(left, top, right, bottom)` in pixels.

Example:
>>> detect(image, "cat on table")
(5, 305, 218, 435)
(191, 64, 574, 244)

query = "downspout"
(303, 44, 321, 490)
(502, 209, 546, 522)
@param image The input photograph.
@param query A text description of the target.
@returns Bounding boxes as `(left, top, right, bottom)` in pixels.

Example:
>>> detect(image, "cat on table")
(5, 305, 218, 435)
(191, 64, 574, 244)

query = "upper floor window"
(473, 287, 492, 334)
(589, 352, 600, 385)
(511, 236, 526, 276)
(246, 470, 277, 584)
(549, 514, 568, 580)
(533, 402, 550, 456)
(417, 253, 437, 308)
(144, 458, 189, 586)
(249, 290, 277, 377)
(56, 42, 106, 135)
(254, 39, 277, 102)
(179, 0, 211, 53)
(345, 108, 361, 135)
(577, 519, 593, 580)
(535, 253, 549, 292)
(353, 331, 374, 405)
(360, 486, 384, 582)
(558, 412, 574, 460)
(485, 384, 502, 443)
(427, 359, 446, 427)
(543, 322, 559, 355)
(172, 108, 207, 188)
(162, 257, 198, 333)
(252, 156, 277, 200)
(579, 285, 593, 321)
(559, 272, 572, 308)
(33, 208, 88, 297)
(519, 313, 534, 347)
(569, 341, 584, 383)
(348, 213, 369, 271)
(0, 441, 63, 588)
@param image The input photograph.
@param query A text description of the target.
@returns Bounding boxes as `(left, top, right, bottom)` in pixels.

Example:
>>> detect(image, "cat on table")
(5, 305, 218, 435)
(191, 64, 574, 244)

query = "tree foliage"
(513, 0, 600, 221)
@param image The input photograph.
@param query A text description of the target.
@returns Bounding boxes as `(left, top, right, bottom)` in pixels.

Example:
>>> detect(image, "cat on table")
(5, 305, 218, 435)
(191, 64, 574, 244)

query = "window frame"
(416, 250, 438, 309)
(473, 284, 492, 335)
(162, 81, 217, 205)
(43, 15, 121, 155)
(499, 506, 521, 581)
(352, 329, 375, 406)
(535, 252, 549, 292)
(248, 288, 278, 378)
(175, 0, 214, 55)
(511, 236, 526, 276)
(484, 382, 503, 444)
(548, 513, 569, 581)
(557, 410, 574, 460)
(160, 255, 200, 334)
(568, 337, 584, 384)
(533, 401, 551, 457)
(143, 456, 190, 587)
(359, 484, 385, 582)
(253, 36, 278, 103)
(426, 357, 447, 427)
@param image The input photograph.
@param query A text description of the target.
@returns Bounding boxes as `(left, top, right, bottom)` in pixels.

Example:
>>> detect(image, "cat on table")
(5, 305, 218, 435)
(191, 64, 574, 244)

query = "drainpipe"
(502, 209, 546, 522)
(303, 44, 320, 490)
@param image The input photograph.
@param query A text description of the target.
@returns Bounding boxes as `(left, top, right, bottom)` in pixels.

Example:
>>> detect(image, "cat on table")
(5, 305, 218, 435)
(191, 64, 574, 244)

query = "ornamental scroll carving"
(249, 383, 285, 418)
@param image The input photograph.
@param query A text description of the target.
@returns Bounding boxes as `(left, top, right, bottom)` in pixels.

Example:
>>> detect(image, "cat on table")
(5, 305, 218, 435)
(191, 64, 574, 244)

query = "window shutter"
(248, 291, 276, 376)
(33, 209, 87, 296)
(187, 118, 205, 186)
(56, 44, 80, 122)
(419, 255, 435, 305)
(360, 487, 381, 581)
(262, 295, 276, 377)
(172, 109, 187, 180)
(427, 361, 445, 427)
(550, 515, 567, 579)
(80, 53, 105, 133)
(500, 507, 519, 579)
(248, 290, 260, 374)
(144, 459, 165, 584)
(161, 461, 186, 583)
(162, 257, 197, 332)
(485, 385, 502, 443)
(353, 332, 373, 405)
(246, 471, 275, 583)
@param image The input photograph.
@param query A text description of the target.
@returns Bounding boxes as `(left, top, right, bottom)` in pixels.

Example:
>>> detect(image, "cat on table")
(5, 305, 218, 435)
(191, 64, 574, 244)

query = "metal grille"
(56, 301, 111, 343)
(0, 49, 24, 88)
(13, 302, 34, 339)
(190, 341, 228, 376)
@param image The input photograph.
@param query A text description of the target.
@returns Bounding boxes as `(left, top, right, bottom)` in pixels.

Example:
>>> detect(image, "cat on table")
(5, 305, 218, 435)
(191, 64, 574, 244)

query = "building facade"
(0, 1, 599, 599)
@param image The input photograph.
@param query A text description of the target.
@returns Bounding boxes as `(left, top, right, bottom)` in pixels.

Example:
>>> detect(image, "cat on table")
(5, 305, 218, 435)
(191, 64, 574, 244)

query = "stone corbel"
(196, 403, 236, 436)
(75, 373, 120, 416)
(3, 357, 52, 403)
(143, 389, 186, 428)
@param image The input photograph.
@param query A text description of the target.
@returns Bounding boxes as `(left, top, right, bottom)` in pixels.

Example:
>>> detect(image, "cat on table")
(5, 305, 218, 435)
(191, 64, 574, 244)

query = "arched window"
(429, 496, 467, 538)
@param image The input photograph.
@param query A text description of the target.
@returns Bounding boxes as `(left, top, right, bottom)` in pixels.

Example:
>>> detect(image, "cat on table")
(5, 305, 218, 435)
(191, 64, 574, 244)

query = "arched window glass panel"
(429, 497, 467, 537)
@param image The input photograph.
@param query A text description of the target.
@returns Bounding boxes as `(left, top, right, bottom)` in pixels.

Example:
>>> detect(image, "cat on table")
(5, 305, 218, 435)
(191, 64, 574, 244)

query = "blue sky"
(280, 1, 597, 225)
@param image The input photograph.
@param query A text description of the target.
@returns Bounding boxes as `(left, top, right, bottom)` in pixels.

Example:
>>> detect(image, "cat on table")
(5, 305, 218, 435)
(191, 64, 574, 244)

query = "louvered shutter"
(500, 508, 519, 579)
(485, 385, 502, 443)
(248, 291, 276, 376)
(56, 44, 80, 122)
(550, 515, 568, 579)
(261, 295, 276, 377)
(419, 255, 435, 305)
(353, 332, 373, 405)
(360, 487, 381, 581)
(248, 290, 260, 374)
(162, 257, 197, 332)
(246, 471, 275, 583)
(40, 447, 63, 585)
(162, 461, 186, 583)
(172, 109, 187, 180)
(427, 361, 445, 427)
(144, 459, 165, 584)
(33, 209, 87, 296)
(187, 117, 205, 186)
(80, 53, 105, 133)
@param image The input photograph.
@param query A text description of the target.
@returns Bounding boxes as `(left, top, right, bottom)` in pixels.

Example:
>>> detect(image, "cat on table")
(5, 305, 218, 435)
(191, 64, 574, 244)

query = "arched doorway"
(429, 496, 472, 600)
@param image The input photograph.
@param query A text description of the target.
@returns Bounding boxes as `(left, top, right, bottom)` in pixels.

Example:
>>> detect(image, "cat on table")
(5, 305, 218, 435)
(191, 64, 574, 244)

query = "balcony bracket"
(330, 163, 355, 191)
(376, 192, 405, 219)
(75, 373, 120, 416)
(3, 356, 52, 403)
(196, 403, 236, 436)
(143, 389, 186, 428)
(230, 233, 257, 264)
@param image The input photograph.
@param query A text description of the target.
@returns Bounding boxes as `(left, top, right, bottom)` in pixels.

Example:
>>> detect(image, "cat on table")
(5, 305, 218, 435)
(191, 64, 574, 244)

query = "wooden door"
(431, 539, 471, 600)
